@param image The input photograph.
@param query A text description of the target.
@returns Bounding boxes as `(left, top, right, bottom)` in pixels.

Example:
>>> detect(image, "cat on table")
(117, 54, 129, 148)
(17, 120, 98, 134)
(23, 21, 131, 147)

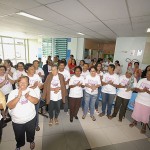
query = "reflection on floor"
(0, 107, 150, 150)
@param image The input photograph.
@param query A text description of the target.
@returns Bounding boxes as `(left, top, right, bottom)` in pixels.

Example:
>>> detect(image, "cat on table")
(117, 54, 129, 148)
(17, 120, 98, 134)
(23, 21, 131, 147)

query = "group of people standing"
(0, 56, 150, 150)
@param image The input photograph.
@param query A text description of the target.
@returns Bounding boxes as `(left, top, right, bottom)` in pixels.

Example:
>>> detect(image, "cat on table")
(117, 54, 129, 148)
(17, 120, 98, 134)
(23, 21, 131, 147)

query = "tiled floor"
(0, 107, 150, 150)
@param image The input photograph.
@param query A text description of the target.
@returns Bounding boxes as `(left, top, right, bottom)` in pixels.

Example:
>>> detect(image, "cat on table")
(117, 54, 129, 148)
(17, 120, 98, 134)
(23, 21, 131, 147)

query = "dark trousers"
(112, 96, 129, 120)
(69, 97, 81, 119)
(0, 119, 2, 142)
(12, 117, 36, 148)
(35, 99, 40, 127)
(48, 100, 61, 119)
(63, 89, 69, 112)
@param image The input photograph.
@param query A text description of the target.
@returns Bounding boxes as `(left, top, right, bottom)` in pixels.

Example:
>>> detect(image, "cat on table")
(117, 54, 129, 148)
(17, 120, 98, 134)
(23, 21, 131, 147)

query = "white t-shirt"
(69, 75, 85, 98)
(85, 74, 101, 95)
(97, 71, 103, 77)
(65, 65, 69, 71)
(81, 70, 90, 79)
(117, 75, 137, 99)
(28, 74, 42, 99)
(48, 65, 52, 72)
(50, 74, 62, 101)
(7, 88, 38, 124)
(59, 69, 70, 89)
(13, 70, 27, 88)
(0, 74, 13, 95)
(35, 68, 45, 79)
(101, 73, 119, 94)
(135, 78, 150, 106)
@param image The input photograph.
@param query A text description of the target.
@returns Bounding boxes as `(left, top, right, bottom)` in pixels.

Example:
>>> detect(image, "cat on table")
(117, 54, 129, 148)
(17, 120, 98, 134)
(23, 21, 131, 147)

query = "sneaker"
(87, 110, 90, 115)
(91, 116, 96, 121)
(82, 115, 86, 119)
(75, 116, 78, 119)
(99, 113, 105, 117)
(30, 142, 35, 150)
(109, 116, 114, 119)
(66, 112, 69, 115)
(107, 115, 111, 119)
(54, 118, 59, 125)
(118, 119, 122, 122)
(15, 148, 20, 150)
(35, 126, 40, 131)
(95, 110, 100, 115)
(49, 119, 53, 126)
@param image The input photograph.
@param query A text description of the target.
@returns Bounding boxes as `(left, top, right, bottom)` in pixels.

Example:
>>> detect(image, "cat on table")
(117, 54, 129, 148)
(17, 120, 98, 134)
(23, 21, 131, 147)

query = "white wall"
(114, 37, 147, 74)
(68, 38, 84, 64)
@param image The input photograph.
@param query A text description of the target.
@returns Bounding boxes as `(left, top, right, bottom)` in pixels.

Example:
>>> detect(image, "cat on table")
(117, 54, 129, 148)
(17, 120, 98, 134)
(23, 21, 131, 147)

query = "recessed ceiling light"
(16, 12, 43, 21)
(77, 32, 85, 35)
(147, 28, 150, 32)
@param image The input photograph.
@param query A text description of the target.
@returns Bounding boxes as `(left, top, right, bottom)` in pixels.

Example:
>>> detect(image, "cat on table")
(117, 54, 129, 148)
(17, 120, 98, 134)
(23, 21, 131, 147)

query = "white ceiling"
(0, 0, 150, 41)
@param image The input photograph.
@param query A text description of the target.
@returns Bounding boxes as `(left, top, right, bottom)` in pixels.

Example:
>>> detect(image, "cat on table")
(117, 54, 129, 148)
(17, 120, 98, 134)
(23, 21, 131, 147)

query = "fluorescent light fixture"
(16, 12, 43, 21)
(147, 28, 150, 32)
(77, 32, 85, 35)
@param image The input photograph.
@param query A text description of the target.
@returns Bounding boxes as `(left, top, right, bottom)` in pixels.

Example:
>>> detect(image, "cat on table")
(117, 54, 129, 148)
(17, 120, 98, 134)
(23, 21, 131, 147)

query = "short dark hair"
(109, 64, 115, 71)
(16, 62, 25, 69)
(84, 63, 89, 66)
(80, 60, 85, 64)
(0, 65, 6, 71)
(134, 62, 139, 66)
(70, 55, 74, 58)
(4, 59, 13, 67)
(95, 62, 102, 69)
(58, 61, 66, 66)
(89, 66, 97, 72)
(24, 63, 33, 72)
(74, 66, 82, 72)
(33, 60, 39, 64)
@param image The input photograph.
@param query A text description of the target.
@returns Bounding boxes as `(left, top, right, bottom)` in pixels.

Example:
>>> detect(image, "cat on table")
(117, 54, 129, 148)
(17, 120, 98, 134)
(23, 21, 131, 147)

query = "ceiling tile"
(27, 6, 75, 25)
(35, 0, 63, 5)
(79, 0, 129, 20)
(0, 0, 41, 10)
(103, 19, 133, 36)
(127, 0, 150, 17)
(0, 4, 19, 17)
(47, 0, 98, 23)
(81, 21, 117, 38)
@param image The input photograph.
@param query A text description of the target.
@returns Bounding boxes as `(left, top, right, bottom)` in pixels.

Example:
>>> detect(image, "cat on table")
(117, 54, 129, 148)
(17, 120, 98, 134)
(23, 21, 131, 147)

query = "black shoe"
(70, 118, 73, 122)
(75, 116, 78, 119)
(35, 126, 40, 131)
(4, 117, 11, 123)
(2, 119, 7, 128)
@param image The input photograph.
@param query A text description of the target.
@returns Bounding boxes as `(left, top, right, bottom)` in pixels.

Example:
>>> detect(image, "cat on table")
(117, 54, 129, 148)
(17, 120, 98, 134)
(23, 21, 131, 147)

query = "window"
(54, 38, 67, 59)
(0, 36, 27, 65)
(42, 38, 68, 60)
(42, 38, 52, 57)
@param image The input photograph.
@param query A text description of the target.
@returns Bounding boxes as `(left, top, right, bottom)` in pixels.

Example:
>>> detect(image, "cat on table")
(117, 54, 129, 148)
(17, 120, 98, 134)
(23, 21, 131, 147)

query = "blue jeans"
(101, 92, 115, 116)
(81, 90, 85, 109)
(83, 91, 98, 116)
(95, 87, 102, 110)
(35, 99, 40, 127)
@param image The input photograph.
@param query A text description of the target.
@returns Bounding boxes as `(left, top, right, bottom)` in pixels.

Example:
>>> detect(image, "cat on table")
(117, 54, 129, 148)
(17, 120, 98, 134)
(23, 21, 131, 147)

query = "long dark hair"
(141, 65, 150, 78)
